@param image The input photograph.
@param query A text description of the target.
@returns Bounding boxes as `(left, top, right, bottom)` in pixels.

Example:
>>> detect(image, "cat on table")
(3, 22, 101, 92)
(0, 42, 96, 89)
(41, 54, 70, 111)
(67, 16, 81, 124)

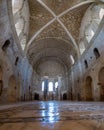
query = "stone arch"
(0, 66, 3, 96)
(8, 75, 17, 102)
(85, 76, 93, 101)
(98, 67, 104, 101)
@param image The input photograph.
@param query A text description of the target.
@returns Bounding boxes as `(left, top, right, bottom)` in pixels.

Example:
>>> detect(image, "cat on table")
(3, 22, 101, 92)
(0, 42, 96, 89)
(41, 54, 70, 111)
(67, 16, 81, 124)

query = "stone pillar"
(0, 88, 8, 103)
(58, 76, 62, 100)
(44, 78, 48, 100)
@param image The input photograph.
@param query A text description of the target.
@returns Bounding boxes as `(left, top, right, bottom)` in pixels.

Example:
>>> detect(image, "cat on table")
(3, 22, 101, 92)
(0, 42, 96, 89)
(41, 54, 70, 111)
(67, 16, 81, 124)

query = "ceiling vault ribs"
(42, 0, 80, 51)
(58, 0, 95, 18)
(33, 0, 79, 54)
(26, 0, 95, 55)
(26, 18, 56, 51)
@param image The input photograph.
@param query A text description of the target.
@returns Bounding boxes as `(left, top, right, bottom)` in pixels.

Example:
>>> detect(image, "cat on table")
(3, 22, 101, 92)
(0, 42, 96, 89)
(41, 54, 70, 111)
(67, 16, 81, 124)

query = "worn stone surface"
(0, 0, 104, 106)
(0, 101, 104, 130)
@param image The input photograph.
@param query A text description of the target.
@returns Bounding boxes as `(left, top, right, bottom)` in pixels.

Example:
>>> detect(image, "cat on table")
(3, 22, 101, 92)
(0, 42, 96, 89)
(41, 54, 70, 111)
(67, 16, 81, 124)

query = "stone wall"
(68, 18, 104, 101)
(0, 0, 33, 103)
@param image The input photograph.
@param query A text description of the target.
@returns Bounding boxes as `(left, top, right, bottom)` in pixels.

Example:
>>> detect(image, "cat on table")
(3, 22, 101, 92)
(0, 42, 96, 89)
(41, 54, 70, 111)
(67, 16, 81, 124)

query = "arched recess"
(63, 93, 67, 100)
(0, 66, 3, 97)
(98, 67, 104, 101)
(34, 93, 39, 100)
(85, 76, 93, 101)
(8, 75, 17, 102)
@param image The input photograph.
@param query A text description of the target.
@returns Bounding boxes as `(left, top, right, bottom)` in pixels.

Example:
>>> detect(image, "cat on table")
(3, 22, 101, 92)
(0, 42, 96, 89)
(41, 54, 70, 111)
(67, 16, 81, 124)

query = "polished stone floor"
(0, 101, 104, 130)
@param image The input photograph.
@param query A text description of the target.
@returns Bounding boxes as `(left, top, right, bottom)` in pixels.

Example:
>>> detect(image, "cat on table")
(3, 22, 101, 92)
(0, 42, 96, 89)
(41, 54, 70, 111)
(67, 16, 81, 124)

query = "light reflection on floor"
(0, 101, 104, 130)
(41, 102, 60, 123)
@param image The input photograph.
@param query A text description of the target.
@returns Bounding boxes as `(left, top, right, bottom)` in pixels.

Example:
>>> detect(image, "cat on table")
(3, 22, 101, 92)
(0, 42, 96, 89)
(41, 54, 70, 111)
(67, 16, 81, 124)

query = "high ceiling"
(27, 0, 94, 47)
(25, 0, 96, 76)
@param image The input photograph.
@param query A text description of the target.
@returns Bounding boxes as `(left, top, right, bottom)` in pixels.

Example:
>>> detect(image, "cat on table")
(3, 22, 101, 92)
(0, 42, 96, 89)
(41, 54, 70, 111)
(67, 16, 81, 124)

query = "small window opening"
(48, 82, 53, 92)
(94, 48, 100, 59)
(15, 57, 19, 66)
(84, 60, 88, 69)
(55, 82, 58, 89)
(42, 81, 44, 91)
(2, 40, 10, 51)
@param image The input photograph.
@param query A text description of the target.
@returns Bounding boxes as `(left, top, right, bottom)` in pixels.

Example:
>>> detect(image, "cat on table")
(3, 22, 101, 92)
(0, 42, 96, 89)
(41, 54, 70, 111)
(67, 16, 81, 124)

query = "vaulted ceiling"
(26, 0, 95, 75)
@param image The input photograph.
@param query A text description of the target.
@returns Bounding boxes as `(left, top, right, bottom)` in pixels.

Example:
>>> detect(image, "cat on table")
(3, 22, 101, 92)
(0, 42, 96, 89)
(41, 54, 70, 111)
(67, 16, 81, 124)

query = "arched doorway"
(98, 67, 104, 101)
(0, 66, 3, 96)
(63, 93, 67, 100)
(34, 93, 39, 100)
(85, 76, 93, 101)
(8, 75, 17, 102)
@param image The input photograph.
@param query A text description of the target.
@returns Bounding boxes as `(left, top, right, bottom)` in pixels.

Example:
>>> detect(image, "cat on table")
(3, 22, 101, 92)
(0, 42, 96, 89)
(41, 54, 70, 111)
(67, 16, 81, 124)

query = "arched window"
(55, 82, 58, 89)
(84, 60, 88, 69)
(2, 40, 11, 51)
(85, 5, 104, 43)
(48, 82, 53, 92)
(79, 4, 104, 48)
(42, 81, 44, 91)
(93, 48, 100, 59)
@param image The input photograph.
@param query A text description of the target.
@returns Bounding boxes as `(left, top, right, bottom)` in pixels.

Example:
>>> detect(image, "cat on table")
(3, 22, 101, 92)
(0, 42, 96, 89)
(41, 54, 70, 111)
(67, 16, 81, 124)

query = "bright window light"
(55, 82, 58, 89)
(42, 81, 44, 91)
(99, 8, 104, 20)
(48, 82, 53, 92)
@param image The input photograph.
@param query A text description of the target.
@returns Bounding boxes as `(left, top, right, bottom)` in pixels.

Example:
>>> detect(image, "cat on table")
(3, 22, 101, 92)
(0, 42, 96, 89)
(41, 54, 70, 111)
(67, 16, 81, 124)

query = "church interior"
(0, 0, 104, 129)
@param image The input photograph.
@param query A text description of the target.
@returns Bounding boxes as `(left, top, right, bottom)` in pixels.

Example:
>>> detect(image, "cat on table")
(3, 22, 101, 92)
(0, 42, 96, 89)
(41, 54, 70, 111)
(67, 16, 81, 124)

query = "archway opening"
(85, 76, 93, 101)
(34, 93, 39, 100)
(8, 75, 17, 102)
(98, 67, 104, 101)
(63, 93, 67, 100)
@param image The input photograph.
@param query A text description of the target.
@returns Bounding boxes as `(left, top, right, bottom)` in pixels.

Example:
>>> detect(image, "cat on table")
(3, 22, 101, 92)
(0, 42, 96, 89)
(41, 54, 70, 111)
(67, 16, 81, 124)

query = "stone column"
(44, 77, 48, 100)
(58, 76, 62, 100)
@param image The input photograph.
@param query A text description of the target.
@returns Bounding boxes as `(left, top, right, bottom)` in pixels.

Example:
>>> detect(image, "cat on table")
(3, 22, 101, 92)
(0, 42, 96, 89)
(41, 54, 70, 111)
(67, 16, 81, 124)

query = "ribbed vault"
(25, 0, 96, 76)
